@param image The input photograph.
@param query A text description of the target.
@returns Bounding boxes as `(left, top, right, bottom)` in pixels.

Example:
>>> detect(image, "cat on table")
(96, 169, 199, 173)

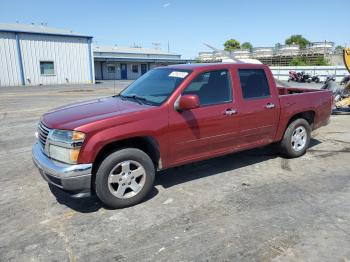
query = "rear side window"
(183, 70, 232, 106)
(238, 69, 270, 99)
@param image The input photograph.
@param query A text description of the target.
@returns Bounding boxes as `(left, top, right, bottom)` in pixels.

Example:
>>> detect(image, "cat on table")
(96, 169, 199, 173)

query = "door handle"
(265, 103, 275, 109)
(224, 108, 237, 115)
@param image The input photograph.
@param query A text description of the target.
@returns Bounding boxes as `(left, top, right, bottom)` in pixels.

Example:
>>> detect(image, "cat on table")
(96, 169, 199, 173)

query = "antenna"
(203, 42, 243, 63)
(167, 41, 170, 53)
(114, 76, 116, 96)
(152, 42, 161, 50)
(131, 43, 141, 48)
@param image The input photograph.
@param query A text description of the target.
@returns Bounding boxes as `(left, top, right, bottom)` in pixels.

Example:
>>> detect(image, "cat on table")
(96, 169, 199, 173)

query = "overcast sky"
(1, 0, 349, 58)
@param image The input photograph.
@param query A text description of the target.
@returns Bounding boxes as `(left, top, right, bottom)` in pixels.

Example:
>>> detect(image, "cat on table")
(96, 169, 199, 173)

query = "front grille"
(37, 122, 50, 148)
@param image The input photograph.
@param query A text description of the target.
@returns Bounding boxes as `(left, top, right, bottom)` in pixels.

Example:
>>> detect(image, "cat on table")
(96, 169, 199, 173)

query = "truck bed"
(277, 86, 325, 96)
(274, 87, 333, 141)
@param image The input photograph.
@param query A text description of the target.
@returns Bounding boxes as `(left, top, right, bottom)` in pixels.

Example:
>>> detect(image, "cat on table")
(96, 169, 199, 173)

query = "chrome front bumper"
(32, 142, 93, 192)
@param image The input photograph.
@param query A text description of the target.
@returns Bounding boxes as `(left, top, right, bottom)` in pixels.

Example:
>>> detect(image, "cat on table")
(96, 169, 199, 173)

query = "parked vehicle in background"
(32, 63, 333, 208)
(321, 75, 350, 105)
(297, 71, 312, 83)
(288, 70, 299, 82)
(311, 74, 320, 83)
(288, 71, 319, 83)
(340, 75, 350, 85)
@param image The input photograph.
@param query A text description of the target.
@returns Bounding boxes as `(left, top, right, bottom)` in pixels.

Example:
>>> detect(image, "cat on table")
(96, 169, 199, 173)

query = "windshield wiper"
(119, 94, 151, 105)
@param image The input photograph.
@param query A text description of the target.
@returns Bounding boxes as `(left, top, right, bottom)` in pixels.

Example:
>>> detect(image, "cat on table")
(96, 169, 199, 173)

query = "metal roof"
(94, 57, 194, 63)
(93, 45, 178, 56)
(0, 23, 92, 38)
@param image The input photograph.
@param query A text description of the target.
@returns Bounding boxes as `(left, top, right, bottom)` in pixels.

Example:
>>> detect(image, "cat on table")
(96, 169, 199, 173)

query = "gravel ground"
(0, 81, 349, 262)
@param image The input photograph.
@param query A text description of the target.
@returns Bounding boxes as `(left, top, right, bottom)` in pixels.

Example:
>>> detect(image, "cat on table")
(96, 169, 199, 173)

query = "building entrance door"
(141, 64, 147, 75)
(121, 64, 127, 79)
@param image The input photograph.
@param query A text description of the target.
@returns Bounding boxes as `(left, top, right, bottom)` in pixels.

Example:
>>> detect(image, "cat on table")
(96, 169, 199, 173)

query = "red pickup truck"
(32, 63, 332, 208)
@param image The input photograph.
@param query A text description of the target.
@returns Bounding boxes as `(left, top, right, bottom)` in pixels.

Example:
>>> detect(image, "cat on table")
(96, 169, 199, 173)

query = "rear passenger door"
(235, 68, 280, 147)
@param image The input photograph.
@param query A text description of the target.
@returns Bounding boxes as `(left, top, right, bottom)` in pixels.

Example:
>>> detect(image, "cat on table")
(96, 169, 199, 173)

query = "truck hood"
(42, 96, 154, 130)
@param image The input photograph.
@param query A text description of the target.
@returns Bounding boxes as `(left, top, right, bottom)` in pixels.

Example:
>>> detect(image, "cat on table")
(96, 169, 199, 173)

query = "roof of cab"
(166, 62, 266, 71)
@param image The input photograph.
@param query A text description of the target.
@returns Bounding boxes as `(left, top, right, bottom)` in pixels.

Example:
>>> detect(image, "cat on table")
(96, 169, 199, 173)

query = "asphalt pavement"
(0, 80, 349, 261)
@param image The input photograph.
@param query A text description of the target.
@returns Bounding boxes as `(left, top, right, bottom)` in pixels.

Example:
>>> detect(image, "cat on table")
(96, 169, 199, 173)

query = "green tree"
(241, 42, 253, 51)
(274, 43, 282, 50)
(335, 45, 344, 53)
(224, 39, 240, 52)
(285, 35, 310, 49)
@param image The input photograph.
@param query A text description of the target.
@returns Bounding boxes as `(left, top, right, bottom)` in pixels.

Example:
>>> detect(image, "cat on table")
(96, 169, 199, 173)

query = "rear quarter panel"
(274, 89, 333, 141)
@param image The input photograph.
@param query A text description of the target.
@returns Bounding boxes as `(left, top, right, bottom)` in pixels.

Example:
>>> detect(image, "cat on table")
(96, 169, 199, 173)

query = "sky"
(0, 0, 349, 58)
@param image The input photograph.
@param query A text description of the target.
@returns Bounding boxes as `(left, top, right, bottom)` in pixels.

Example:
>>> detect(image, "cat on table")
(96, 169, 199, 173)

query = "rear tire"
(95, 148, 155, 208)
(279, 118, 311, 158)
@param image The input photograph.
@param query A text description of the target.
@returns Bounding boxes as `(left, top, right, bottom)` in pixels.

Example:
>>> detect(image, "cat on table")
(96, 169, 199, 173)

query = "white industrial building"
(94, 45, 190, 80)
(0, 23, 191, 87)
(0, 23, 94, 87)
(198, 49, 250, 62)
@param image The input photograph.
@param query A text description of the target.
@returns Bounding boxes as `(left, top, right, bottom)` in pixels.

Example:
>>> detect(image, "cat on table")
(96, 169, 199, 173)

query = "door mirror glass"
(176, 94, 200, 111)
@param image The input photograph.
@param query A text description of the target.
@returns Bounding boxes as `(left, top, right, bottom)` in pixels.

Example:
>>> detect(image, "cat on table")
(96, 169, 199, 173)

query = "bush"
(290, 57, 308, 66)
(289, 56, 329, 66)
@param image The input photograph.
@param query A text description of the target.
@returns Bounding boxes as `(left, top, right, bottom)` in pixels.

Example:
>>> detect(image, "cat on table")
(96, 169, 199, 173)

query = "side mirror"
(176, 94, 200, 111)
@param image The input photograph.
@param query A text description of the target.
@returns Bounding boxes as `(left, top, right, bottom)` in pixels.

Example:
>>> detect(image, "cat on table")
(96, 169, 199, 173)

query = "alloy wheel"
(107, 160, 146, 199)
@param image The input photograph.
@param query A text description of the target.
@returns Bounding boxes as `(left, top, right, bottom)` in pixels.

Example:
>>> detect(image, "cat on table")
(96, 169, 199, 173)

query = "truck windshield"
(120, 68, 192, 105)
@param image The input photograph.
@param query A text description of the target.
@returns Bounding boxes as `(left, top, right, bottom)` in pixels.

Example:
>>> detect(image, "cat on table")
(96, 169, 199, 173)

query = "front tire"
(279, 118, 311, 158)
(95, 148, 155, 208)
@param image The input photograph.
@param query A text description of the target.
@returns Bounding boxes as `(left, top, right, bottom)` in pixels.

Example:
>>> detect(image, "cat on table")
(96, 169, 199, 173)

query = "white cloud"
(163, 2, 170, 8)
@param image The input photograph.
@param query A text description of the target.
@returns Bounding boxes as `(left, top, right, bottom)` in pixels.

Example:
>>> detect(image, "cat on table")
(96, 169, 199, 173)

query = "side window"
(183, 70, 232, 106)
(238, 69, 270, 99)
(131, 64, 139, 73)
(107, 65, 116, 73)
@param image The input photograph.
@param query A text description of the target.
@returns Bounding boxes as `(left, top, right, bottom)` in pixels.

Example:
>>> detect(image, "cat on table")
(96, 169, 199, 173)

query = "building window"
(238, 69, 270, 99)
(40, 61, 55, 75)
(107, 65, 116, 73)
(132, 64, 139, 73)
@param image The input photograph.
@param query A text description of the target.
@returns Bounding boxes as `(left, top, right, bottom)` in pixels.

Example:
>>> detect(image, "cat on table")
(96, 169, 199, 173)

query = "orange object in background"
(344, 48, 350, 73)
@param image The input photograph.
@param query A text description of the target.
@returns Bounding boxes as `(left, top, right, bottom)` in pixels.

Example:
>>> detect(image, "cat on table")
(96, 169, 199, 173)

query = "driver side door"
(167, 69, 240, 166)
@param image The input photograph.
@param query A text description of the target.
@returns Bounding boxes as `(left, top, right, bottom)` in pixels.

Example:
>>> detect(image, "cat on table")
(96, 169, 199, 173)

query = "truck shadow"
(49, 185, 159, 213)
(50, 138, 321, 212)
(155, 138, 321, 189)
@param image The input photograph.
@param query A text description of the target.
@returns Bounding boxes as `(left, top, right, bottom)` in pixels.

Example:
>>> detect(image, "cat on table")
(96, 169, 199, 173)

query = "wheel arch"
(91, 136, 161, 176)
(275, 110, 316, 142)
(286, 110, 316, 128)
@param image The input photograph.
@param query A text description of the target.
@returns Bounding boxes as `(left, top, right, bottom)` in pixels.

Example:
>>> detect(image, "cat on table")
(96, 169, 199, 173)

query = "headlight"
(49, 145, 81, 164)
(51, 130, 85, 143)
(48, 130, 86, 164)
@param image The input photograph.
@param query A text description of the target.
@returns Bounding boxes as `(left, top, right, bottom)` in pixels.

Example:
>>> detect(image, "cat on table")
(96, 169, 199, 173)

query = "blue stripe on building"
(15, 33, 25, 85)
